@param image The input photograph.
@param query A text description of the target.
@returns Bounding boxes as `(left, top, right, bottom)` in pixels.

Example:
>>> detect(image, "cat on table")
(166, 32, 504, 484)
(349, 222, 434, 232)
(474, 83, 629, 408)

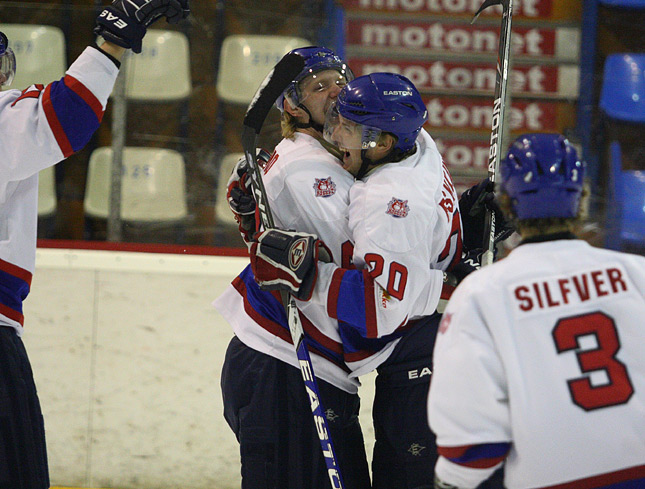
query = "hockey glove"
(94, 0, 190, 54)
(459, 177, 514, 252)
(446, 248, 484, 286)
(226, 149, 271, 246)
(250, 229, 331, 301)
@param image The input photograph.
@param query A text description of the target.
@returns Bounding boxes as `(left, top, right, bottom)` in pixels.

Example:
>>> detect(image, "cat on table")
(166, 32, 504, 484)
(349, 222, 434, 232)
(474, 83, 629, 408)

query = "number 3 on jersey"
(552, 311, 634, 411)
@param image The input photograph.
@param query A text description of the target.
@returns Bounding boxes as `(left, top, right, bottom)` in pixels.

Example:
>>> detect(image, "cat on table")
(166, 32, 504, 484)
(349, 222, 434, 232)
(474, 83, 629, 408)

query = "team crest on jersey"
(313, 177, 336, 197)
(386, 198, 409, 218)
(289, 238, 308, 270)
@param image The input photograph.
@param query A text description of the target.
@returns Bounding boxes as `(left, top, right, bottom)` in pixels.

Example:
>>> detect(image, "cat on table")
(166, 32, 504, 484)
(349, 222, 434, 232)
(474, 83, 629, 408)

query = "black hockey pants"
(221, 336, 371, 489)
(0, 327, 49, 489)
(371, 314, 505, 489)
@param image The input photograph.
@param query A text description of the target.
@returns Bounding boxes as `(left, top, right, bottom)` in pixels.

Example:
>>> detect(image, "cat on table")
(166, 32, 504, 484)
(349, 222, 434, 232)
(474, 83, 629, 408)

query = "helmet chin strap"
(295, 104, 324, 133)
(356, 150, 373, 180)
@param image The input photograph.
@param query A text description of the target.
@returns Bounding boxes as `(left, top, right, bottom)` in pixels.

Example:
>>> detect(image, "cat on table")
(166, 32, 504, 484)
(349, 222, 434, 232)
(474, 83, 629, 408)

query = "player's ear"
(372, 133, 395, 158)
(380, 134, 396, 151)
(284, 99, 304, 119)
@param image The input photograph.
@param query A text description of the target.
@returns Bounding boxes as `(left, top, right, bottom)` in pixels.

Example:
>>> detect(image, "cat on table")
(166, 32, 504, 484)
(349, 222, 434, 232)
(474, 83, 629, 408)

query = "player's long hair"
(281, 111, 298, 139)
(499, 183, 590, 238)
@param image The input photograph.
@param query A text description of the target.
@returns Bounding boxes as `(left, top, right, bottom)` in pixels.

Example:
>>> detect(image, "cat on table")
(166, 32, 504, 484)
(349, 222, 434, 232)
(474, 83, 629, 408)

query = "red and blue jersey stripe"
(328, 268, 377, 338)
(438, 442, 510, 469)
(234, 265, 347, 371)
(42, 75, 104, 157)
(0, 258, 33, 326)
(539, 464, 645, 489)
(328, 267, 417, 363)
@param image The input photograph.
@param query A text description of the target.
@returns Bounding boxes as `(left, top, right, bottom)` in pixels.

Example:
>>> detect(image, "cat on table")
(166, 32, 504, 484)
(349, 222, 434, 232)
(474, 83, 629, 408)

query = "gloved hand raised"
(250, 229, 332, 301)
(226, 149, 271, 247)
(94, 0, 190, 54)
(459, 177, 514, 252)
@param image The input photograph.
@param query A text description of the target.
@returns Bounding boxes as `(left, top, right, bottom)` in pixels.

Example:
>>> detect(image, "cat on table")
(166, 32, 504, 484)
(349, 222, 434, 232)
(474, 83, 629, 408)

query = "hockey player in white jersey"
(428, 133, 645, 489)
(250, 73, 504, 488)
(215, 47, 372, 489)
(0, 2, 189, 487)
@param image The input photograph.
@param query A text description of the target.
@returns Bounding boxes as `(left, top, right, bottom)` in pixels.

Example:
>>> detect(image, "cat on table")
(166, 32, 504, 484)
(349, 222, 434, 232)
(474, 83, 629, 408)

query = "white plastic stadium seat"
(216, 35, 309, 104)
(84, 147, 188, 222)
(0, 24, 66, 89)
(124, 29, 192, 101)
(37, 166, 57, 217)
(215, 153, 243, 227)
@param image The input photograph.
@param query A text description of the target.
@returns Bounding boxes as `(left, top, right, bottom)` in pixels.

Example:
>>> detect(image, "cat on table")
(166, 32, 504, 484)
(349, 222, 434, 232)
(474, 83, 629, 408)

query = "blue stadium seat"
(605, 142, 645, 250)
(600, 54, 645, 251)
(599, 53, 645, 123)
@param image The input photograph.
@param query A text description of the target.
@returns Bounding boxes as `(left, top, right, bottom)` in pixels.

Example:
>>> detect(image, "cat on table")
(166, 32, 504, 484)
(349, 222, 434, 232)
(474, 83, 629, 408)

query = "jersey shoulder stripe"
(42, 75, 105, 157)
(64, 75, 104, 121)
(42, 83, 73, 157)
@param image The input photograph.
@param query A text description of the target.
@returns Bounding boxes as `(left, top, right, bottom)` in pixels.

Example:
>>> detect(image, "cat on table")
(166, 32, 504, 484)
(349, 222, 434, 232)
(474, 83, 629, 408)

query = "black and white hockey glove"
(445, 248, 484, 287)
(250, 229, 331, 301)
(459, 177, 514, 252)
(94, 0, 190, 54)
(226, 149, 271, 246)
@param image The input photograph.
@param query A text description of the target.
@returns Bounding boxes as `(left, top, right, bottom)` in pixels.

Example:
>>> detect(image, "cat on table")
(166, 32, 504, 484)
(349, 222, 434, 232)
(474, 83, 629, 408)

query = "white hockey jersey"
(428, 238, 645, 489)
(214, 132, 360, 393)
(0, 47, 119, 334)
(312, 129, 462, 377)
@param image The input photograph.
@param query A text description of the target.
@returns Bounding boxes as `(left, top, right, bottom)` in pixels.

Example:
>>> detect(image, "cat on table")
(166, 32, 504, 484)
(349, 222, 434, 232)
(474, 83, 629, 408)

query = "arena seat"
(123, 29, 192, 101)
(0, 24, 66, 89)
(95, 30, 192, 241)
(216, 35, 309, 104)
(600, 54, 645, 251)
(605, 142, 645, 250)
(84, 147, 188, 222)
(214, 152, 243, 228)
(599, 53, 645, 124)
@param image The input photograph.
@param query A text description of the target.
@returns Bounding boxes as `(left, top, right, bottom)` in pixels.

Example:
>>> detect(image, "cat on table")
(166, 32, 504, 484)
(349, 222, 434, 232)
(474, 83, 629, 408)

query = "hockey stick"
(241, 52, 345, 489)
(472, 0, 513, 266)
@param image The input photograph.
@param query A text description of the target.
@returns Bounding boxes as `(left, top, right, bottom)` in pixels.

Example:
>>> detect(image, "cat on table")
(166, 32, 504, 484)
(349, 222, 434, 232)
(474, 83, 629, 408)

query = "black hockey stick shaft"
(241, 52, 346, 489)
(472, 0, 513, 266)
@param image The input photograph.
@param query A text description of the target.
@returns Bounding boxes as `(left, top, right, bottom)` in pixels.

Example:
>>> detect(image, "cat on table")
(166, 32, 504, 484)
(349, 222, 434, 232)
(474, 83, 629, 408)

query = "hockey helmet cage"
(0, 31, 15, 87)
(501, 133, 585, 220)
(275, 46, 353, 112)
(330, 72, 428, 153)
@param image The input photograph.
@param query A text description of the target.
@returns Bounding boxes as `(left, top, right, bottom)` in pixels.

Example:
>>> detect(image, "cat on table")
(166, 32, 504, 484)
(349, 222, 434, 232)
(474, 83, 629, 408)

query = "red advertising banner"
(341, 0, 582, 22)
(348, 57, 579, 98)
(421, 96, 576, 134)
(434, 137, 491, 171)
(345, 18, 579, 61)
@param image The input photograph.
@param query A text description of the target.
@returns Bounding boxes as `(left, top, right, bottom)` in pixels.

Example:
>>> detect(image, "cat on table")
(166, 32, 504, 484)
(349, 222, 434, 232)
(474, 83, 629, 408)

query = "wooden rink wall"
(24, 248, 377, 489)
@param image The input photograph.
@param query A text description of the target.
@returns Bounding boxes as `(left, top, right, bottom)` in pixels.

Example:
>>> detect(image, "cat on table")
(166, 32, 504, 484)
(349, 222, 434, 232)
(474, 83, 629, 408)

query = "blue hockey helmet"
(327, 72, 428, 153)
(0, 31, 16, 87)
(275, 46, 353, 112)
(500, 133, 585, 219)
